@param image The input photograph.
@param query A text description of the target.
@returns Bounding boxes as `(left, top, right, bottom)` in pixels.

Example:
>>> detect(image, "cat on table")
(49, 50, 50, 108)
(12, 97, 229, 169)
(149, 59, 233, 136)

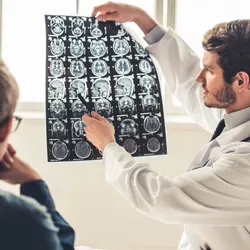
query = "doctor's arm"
(103, 142, 250, 226)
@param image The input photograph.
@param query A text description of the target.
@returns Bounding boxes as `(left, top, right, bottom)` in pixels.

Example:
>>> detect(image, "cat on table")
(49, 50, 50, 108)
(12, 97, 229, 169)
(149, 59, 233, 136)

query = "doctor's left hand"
(82, 112, 115, 152)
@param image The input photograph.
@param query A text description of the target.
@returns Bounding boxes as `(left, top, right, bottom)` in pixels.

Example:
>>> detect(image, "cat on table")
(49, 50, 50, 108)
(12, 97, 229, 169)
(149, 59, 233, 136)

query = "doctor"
(83, 2, 250, 250)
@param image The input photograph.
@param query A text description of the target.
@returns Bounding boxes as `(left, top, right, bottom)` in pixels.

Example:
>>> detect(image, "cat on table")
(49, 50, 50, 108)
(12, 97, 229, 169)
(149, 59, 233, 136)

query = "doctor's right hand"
(92, 1, 157, 35)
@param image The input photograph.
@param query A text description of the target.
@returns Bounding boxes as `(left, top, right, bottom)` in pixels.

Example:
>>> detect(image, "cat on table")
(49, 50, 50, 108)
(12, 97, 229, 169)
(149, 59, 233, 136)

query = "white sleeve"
(104, 143, 250, 226)
(144, 25, 224, 132)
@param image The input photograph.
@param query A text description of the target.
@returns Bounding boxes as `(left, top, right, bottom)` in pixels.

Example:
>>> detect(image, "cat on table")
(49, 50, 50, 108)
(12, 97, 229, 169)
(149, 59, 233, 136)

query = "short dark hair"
(202, 19, 250, 84)
(0, 60, 19, 122)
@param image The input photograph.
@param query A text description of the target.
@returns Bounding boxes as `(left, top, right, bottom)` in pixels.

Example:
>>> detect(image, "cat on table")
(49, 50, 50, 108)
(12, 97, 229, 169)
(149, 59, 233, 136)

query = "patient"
(0, 60, 75, 250)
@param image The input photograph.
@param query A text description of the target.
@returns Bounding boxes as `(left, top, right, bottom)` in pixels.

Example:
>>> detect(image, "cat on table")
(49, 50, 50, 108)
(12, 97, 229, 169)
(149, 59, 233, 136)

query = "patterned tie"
(210, 119, 225, 141)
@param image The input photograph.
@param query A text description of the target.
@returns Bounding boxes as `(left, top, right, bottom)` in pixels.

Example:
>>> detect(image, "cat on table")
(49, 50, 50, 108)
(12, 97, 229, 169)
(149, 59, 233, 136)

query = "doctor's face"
(196, 50, 236, 109)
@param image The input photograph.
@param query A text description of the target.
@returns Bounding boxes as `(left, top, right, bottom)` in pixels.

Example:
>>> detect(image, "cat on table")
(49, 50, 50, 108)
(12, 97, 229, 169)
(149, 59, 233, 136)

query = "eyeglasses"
(0, 115, 22, 133)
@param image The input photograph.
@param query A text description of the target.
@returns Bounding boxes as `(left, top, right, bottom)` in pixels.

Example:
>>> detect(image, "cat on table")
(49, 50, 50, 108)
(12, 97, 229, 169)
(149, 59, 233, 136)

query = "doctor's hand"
(82, 112, 115, 152)
(92, 1, 157, 35)
(0, 144, 41, 185)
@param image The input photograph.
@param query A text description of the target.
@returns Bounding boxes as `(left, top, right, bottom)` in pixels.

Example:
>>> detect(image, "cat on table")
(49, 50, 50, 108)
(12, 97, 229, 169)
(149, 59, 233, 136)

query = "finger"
(0, 158, 10, 169)
(90, 111, 102, 121)
(96, 12, 119, 22)
(92, 2, 115, 16)
(8, 144, 16, 156)
(3, 151, 13, 166)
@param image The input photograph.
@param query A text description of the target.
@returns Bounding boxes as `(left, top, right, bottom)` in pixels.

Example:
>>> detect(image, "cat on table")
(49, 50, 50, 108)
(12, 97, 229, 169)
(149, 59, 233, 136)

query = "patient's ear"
(0, 118, 12, 142)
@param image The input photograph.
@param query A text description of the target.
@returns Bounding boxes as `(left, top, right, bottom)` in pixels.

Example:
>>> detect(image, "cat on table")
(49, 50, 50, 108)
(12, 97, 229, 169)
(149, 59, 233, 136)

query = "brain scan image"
(49, 59, 64, 77)
(69, 79, 87, 99)
(115, 58, 131, 75)
(94, 98, 111, 117)
(91, 79, 110, 98)
(48, 79, 65, 99)
(123, 139, 137, 155)
(139, 75, 157, 93)
(52, 141, 68, 160)
(71, 100, 88, 118)
(71, 17, 84, 36)
(50, 100, 66, 119)
(90, 40, 107, 57)
(113, 38, 130, 55)
(91, 59, 108, 77)
(147, 138, 161, 153)
(120, 119, 137, 136)
(50, 38, 64, 56)
(118, 96, 135, 115)
(73, 120, 85, 137)
(139, 59, 152, 74)
(90, 22, 103, 37)
(52, 121, 66, 138)
(70, 59, 85, 77)
(143, 115, 160, 133)
(135, 42, 148, 56)
(50, 17, 65, 36)
(70, 39, 84, 57)
(142, 95, 158, 112)
(75, 141, 92, 159)
(46, 16, 167, 161)
(115, 77, 134, 96)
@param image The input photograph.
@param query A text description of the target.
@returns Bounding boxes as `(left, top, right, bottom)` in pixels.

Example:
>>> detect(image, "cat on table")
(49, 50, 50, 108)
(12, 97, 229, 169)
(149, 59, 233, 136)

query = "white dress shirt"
(103, 25, 250, 250)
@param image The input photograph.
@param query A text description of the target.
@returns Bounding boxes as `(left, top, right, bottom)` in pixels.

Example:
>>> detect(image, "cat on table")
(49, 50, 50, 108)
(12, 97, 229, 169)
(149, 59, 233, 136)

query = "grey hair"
(0, 60, 19, 122)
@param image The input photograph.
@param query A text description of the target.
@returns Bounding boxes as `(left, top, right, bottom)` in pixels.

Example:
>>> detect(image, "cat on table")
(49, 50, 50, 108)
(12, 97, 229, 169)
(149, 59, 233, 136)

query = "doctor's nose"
(195, 69, 205, 84)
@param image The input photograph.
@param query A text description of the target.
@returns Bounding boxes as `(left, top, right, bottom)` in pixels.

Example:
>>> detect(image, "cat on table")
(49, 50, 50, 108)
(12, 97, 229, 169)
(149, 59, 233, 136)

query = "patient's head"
(0, 60, 19, 160)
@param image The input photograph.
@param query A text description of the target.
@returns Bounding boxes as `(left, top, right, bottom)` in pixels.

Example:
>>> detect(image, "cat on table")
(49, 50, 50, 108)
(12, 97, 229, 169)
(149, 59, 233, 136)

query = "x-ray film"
(45, 15, 167, 162)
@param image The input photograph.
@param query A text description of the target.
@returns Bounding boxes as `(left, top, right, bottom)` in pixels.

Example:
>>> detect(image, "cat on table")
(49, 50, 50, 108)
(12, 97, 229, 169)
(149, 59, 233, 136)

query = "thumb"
(91, 111, 102, 120)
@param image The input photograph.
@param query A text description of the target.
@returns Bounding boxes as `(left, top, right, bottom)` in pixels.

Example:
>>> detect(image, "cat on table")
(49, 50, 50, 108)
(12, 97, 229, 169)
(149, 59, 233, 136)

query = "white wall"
(1, 117, 210, 250)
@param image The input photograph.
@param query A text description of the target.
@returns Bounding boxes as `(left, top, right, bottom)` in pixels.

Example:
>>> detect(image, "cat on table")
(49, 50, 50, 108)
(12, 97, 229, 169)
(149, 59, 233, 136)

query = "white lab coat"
(103, 27, 250, 250)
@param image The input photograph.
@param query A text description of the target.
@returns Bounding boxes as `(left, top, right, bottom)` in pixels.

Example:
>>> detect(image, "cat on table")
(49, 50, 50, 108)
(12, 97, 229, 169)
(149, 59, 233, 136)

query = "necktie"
(210, 119, 225, 141)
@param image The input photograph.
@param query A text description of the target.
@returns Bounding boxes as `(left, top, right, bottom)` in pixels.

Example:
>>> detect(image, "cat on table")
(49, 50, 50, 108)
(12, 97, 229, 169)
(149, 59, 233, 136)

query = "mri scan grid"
(45, 15, 167, 162)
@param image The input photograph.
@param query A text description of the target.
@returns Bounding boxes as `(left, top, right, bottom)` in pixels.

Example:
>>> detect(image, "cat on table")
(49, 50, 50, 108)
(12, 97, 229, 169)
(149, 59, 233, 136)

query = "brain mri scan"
(73, 120, 85, 137)
(50, 38, 64, 56)
(139, 75, 157, 93)
(113, 38, 130, 55)
(115, 77, 134, 96)
(70, 59, 85, 77)
(143, 115, 161, 133)
(118, 96, 135, 115)
(50, 100, 65, 119)
(49, 59, 64, 77)
(52, 141, 68, 160)
(115, 58, 131, 75)
(90, 21, 103, 37)
(70, 39, 84, 57)
(94, 98, 111, 117)
(71, 17, 85, 36)
(50, 16, 65, 36)
(147, 138, 161, 153)
(72, 100, 88, 118)
(120, 119, 137, 136)
(75, 141, 92, 159)
(91, 78, 110, 98)
(142, 95, 158, 112)
(139, 59, 152, 74)
(91, 59, 108, 77)
(69, 79, 87, 99)
(90, 40, 107, 57)
(48, 79, 65, 99)
(46, 15, 167, 162)
(123, 139, 137, 154)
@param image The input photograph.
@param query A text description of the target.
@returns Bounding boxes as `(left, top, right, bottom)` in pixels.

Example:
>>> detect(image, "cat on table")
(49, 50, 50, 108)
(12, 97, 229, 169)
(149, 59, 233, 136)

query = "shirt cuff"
(143, 25, 166, 45)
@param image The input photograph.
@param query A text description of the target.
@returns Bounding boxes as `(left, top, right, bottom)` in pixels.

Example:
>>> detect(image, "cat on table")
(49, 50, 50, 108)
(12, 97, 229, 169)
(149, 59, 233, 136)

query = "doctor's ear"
(235, 72, 249, 91)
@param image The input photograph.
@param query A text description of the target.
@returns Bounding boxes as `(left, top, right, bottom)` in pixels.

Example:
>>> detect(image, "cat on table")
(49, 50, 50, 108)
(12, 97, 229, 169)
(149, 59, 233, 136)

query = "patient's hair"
(202, 19, 250, 84)
(0, 60, 19, 122)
